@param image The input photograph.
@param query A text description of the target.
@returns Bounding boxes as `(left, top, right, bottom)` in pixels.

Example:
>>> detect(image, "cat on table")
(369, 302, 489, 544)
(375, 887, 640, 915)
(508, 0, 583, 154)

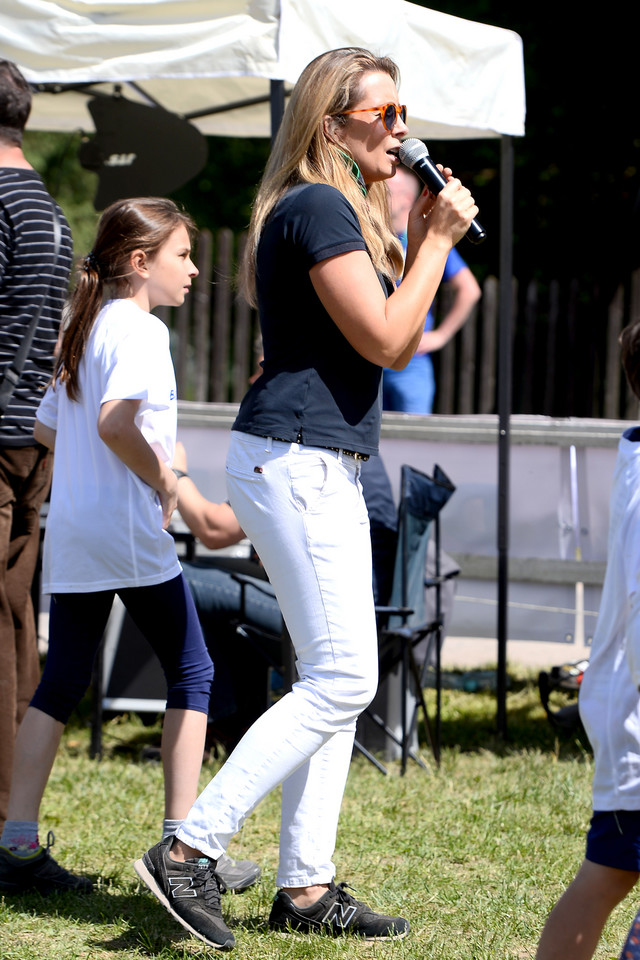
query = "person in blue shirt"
(383, 163, 481, 414)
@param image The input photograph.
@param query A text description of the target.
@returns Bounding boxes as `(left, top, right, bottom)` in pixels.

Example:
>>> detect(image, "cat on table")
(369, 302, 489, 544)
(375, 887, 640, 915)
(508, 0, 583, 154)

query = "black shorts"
(586, 810, 640, 871)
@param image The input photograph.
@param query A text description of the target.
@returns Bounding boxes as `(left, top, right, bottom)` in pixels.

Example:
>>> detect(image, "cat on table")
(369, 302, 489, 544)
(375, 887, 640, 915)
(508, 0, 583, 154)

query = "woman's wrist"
(172, 467, 189, 480)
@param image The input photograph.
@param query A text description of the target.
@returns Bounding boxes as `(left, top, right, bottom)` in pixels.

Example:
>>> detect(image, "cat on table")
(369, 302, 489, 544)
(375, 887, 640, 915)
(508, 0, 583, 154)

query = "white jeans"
(176, 432, 379, 886)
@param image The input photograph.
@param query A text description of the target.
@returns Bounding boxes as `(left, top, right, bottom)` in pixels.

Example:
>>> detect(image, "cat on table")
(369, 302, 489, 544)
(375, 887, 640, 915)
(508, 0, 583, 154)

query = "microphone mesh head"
(398, 138, 429, 167)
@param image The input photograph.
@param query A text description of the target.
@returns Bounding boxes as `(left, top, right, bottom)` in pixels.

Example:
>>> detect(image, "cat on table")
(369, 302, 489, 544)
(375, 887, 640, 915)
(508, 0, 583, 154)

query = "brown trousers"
(0, 444, 52, 827)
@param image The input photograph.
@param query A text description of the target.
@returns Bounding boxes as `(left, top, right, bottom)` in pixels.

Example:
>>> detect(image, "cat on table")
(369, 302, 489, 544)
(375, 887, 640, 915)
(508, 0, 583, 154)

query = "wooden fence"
(158, 228, 640, 421)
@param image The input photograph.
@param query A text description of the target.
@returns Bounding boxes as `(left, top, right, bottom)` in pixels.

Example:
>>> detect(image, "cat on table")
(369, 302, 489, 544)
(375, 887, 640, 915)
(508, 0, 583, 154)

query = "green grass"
(0, 674, 631, 960)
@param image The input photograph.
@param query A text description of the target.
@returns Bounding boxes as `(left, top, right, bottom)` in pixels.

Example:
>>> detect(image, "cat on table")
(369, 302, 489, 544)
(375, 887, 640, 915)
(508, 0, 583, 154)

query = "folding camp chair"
(368, 463, 457, 773)
(231, 572, 293, 693)
(231, 570, 399, 775)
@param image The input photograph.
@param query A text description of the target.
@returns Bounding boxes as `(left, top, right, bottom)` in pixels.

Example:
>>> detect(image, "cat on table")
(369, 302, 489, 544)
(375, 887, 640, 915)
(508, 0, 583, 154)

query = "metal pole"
(497, 135, 514, 738)
(270, 79, 285, 144)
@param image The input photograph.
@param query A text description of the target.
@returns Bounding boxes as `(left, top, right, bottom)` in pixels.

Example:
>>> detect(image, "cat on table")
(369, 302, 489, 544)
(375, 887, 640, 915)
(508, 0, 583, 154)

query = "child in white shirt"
(0, 198, 213, 896)
(537, 319, 640, 960)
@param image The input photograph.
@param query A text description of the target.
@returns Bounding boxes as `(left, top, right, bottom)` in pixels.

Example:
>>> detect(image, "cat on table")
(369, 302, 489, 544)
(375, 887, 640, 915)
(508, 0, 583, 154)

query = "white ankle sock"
(162, 818, 183, 840)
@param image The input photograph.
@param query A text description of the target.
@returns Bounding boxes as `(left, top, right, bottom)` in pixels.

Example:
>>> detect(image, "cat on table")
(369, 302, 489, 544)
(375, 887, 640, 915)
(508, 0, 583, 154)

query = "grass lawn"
(0, 672, 630, 960)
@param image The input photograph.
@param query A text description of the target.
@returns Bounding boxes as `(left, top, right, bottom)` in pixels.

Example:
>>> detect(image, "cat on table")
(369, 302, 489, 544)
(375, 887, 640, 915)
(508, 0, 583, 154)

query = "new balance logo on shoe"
(169, 876, 198, 898)
(322, 901, 357, 928)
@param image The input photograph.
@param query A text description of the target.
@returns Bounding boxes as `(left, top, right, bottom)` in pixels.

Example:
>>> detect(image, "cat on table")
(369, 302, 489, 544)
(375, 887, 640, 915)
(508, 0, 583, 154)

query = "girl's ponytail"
(54, 253, 105, 400)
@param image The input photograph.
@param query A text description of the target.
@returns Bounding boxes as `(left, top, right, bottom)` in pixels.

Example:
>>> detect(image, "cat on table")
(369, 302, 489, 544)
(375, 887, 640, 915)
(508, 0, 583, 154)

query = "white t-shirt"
(37, 298, 181, 593)
(579, 427, 640, 810)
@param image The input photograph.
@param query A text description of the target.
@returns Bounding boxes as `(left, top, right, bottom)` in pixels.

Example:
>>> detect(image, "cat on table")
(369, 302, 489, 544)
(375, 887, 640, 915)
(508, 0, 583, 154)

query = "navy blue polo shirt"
(233, 183, 389, 456)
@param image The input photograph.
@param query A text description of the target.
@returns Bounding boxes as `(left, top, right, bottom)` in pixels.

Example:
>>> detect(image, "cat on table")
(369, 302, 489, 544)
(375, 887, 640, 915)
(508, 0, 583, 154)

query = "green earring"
(337, 149, 367, 196)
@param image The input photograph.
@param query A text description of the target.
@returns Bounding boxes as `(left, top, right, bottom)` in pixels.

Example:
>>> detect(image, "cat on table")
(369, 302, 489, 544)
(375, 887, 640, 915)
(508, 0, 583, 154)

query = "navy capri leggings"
(31, 573, 213, 724)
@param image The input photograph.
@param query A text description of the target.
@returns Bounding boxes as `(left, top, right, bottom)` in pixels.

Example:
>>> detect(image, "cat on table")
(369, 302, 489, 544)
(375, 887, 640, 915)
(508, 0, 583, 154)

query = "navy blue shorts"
(586, 810, 640, 872)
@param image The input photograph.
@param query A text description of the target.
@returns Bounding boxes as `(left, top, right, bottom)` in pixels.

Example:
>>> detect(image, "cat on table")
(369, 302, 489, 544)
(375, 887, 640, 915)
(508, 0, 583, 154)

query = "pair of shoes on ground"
(0, 831, 92, 896)
(133, 836, 409, 951)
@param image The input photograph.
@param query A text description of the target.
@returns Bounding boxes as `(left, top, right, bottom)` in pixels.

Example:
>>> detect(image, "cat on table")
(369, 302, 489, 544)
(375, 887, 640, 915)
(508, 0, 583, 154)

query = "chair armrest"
(231, 572, 277, 600)
(375, 605, 415, 618)
(424, 569, 460, 588)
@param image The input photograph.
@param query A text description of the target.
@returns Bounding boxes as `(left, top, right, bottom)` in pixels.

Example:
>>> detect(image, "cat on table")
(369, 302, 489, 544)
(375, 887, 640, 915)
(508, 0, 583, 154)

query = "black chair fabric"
(370, 463, 456, 772)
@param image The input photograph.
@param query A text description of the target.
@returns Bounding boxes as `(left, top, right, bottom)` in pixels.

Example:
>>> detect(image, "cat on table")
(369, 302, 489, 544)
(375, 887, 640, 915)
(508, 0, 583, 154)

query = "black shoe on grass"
(134, 836, 235, 950)
(269, 880, 409, 940)
(0, 831, 92, 895)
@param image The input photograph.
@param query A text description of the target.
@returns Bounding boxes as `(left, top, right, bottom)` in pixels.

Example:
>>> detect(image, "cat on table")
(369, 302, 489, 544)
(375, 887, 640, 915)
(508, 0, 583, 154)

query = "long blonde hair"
(240, 47, 404, 306)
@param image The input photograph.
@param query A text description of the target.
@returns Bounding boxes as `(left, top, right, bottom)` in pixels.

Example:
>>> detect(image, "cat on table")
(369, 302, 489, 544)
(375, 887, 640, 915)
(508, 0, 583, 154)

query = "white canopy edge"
(0, 0, 525, 139)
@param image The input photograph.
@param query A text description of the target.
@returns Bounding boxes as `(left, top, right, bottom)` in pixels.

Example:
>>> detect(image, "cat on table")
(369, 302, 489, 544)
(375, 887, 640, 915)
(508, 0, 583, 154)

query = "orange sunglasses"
(340, 103, 407, 132)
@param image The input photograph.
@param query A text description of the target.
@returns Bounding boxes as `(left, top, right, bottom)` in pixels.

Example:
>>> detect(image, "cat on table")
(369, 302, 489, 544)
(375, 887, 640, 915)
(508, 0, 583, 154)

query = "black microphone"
(398, 138, 486, 245)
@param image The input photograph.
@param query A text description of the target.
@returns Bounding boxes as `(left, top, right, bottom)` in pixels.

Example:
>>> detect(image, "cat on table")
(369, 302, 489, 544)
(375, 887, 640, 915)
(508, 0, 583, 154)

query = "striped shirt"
(0, 168, 73, 445)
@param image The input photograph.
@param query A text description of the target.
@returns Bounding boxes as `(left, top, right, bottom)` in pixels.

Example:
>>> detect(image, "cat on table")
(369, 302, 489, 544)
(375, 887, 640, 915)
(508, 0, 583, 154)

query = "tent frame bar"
(30, 80, 292, 123)
(496, 134, 513, 740)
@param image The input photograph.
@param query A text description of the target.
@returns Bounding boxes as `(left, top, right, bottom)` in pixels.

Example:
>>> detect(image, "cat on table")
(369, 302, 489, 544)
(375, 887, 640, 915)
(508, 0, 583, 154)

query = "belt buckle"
(344, 449, 369, 461)
(324, 445, 369, 462)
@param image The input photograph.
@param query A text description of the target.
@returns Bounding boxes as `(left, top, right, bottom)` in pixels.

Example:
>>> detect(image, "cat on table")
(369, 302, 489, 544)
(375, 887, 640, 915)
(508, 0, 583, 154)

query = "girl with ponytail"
(0, 198, 220, 897)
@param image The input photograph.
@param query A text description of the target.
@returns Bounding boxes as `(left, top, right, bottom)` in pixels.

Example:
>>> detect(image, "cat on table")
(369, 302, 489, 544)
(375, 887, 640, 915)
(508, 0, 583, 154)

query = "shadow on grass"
(3, 883, 267, 954)
(63, 673, 591, 768)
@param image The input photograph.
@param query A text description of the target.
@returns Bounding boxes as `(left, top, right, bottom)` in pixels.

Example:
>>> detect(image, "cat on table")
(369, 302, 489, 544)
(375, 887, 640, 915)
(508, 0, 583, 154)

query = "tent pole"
(497, 134, 513, 739)
(270, 79, 285, 144)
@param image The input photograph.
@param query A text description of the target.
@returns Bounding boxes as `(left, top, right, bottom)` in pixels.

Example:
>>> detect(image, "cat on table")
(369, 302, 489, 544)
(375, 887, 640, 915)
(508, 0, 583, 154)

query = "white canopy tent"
(0, 0, 524, 141)
(0, 0, 525, 737)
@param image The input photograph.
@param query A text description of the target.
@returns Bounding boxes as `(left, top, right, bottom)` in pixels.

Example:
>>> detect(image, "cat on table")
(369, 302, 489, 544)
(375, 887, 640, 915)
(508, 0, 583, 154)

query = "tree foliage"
(23, 130, 99, 260)
(421, 0, 639, 296)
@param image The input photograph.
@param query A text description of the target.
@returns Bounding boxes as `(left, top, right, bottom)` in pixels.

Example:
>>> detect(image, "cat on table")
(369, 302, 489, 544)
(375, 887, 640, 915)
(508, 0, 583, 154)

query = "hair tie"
(84, 251, 99, 273)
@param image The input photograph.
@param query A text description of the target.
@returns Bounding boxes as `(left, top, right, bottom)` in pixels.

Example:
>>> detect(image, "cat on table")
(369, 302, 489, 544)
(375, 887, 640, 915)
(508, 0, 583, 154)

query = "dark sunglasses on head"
(340, 102, 407, 133)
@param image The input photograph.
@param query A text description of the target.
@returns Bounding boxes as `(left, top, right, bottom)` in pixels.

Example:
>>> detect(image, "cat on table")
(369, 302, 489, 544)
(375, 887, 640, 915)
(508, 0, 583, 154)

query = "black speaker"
(79, 95, 208, 209)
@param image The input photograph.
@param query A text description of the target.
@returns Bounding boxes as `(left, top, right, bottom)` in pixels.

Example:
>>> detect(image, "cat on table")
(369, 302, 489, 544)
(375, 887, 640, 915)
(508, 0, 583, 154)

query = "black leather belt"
(260, 436, 369, 461)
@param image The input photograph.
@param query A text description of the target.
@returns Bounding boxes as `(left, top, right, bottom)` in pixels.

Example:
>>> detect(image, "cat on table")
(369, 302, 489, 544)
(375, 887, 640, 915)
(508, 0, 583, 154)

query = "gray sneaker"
(215, 853, 261, 892)
(134, 836, 235, 950)
(0, 831, 92, 895)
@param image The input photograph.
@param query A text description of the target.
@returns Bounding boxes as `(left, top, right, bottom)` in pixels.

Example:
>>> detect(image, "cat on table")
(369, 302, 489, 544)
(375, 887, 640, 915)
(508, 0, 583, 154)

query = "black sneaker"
(215, 853, 261, 893)
(0, 831, 92, 895)
(133, 836, 235, 950)
(269, 881, 409, 940)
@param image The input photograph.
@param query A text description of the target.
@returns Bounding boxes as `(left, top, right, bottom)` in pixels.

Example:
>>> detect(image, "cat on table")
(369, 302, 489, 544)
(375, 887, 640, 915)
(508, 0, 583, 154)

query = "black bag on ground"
(538, 659, 589, 733)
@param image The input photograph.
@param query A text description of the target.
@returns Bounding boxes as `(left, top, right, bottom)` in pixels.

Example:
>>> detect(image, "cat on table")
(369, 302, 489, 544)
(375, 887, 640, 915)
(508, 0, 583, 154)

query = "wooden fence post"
(174, 300, 190, 399)
(479, 275, 498, 414)
(521, 279, 537, 413)
(458, 300, 477, 414)
(625, 269, 640, 419)
(211, 228, 233, 402)
(543, 279, 559, 415)
(231, 232, 254, 401)
(604, 285, 624, 419)
(193, 229, 212, 402)
(436, 289, 454, 413)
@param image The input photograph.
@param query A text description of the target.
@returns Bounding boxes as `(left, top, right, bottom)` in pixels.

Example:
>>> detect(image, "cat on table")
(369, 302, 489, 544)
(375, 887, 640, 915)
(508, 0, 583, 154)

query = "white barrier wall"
(178, 403, 628, 665)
